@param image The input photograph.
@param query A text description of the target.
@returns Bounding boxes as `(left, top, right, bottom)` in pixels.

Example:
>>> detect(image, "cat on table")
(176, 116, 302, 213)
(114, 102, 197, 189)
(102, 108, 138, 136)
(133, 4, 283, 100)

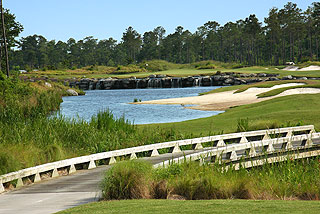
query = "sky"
(6, 0, 316, 42)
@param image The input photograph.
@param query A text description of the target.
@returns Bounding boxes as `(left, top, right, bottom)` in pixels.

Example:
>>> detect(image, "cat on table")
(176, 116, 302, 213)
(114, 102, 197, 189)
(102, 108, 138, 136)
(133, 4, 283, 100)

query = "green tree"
(122, 27, 141, 64)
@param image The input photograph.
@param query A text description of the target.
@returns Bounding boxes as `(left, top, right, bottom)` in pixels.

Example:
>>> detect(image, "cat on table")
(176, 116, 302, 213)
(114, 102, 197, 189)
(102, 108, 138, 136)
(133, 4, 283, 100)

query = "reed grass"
(101, 158, 320, 201)
(0, 77, 191, 175)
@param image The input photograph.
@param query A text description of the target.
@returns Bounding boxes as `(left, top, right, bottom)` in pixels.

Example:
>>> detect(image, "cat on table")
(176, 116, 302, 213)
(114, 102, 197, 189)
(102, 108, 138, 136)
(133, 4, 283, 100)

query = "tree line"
(3, 2, 320, 71)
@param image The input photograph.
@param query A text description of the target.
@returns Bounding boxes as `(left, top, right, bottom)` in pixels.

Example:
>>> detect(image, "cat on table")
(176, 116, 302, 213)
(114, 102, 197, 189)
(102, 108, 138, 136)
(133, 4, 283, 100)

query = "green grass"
(20, 60, 320, 80)
(23, 68, 219, 80)
(143, 93, 320, 135)
(57, 199, 320, 214)
(22, 66, 320, 80)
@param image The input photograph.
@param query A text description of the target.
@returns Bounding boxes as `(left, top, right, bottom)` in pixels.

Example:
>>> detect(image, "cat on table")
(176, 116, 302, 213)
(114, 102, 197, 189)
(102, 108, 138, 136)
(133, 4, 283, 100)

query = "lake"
(59, 86, 223, 124)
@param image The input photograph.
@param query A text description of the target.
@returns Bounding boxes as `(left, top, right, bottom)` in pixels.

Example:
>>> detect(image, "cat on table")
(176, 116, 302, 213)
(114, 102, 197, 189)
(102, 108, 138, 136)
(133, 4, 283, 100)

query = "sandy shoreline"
(136, 83, 320, 111)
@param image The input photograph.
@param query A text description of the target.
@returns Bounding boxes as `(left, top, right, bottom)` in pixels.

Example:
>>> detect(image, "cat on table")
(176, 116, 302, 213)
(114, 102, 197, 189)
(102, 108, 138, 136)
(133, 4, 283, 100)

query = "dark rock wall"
(68, 72, 310, 91)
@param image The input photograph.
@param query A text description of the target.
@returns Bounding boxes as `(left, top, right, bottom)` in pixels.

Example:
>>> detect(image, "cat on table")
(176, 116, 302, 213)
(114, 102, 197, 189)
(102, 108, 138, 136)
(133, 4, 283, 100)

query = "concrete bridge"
(0, 125, 319, 214)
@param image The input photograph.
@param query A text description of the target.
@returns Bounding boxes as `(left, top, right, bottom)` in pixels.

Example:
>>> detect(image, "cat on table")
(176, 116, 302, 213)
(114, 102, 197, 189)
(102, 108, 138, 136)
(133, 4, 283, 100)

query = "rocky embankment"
(68, 72, 317, 90)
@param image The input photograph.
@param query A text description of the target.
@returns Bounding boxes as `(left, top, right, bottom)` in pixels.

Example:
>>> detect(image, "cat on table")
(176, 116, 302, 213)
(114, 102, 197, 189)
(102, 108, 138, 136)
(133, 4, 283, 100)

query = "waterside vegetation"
(0, 76, 190, 175)
(100, 159, 320, 201)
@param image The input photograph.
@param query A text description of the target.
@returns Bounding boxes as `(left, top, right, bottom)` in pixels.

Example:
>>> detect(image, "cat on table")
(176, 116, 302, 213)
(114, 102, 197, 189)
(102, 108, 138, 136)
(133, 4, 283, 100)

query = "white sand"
(282, 65, 320, 71)
(137, 83, 320, 111)
(274, 88, 320, 97)
(299, 65, 320, 71)
(282, 66, 299, 71)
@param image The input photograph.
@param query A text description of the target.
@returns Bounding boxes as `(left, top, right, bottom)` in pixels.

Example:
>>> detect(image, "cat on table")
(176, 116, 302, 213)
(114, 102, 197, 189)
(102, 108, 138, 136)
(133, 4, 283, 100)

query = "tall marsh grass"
(101, 160, 153, 200)
(101, 158, 320, 201)
(0, 76, 189, 175)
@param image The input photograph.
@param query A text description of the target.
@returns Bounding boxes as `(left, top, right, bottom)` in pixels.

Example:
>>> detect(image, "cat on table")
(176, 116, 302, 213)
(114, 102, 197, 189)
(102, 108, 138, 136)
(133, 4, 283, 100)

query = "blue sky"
(6, 0, 315, 42)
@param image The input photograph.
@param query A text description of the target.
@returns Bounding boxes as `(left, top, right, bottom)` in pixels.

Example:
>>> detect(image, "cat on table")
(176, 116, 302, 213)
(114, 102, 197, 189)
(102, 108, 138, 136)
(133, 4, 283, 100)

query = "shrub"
(101, 160, 153, 200)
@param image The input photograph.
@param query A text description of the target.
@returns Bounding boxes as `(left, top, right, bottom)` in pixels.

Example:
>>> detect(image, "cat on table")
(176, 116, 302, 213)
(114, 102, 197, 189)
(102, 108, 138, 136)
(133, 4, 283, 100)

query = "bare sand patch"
(137, 83, 320, 111)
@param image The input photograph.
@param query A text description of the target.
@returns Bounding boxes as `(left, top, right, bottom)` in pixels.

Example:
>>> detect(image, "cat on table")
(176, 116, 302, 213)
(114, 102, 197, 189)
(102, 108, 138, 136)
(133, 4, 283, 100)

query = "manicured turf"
(22, 66, 320, 80)
(143, 93, 320, 135)
(23, 68, 218, 79)
(57, 199, 320, 214)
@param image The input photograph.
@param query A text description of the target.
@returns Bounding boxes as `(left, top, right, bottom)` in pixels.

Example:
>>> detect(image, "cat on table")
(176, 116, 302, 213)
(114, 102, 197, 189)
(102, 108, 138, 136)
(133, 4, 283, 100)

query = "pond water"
(59, 86, 224, 124)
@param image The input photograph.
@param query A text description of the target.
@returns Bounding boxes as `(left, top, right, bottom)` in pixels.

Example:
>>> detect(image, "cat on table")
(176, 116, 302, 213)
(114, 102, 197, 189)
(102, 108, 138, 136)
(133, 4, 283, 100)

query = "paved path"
(0, 150, 199, 214)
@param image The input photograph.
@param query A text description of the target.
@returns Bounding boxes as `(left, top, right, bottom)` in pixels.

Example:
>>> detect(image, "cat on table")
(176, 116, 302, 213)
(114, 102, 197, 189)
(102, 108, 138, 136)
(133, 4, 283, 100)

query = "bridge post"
(88, 160, 97, 169)
(227, 150, 238, 161)
(150, 149, 159, 157)
(266, 142, 275, 152)
(211, 151, 222, 164)
(284, 140, 293, 150)
(310, 128, 316, 134)
(52, 168, 59, 178)
(246, 146, 256, 156)
(69, 164, 77, 174)
(263, 134, 271, 141)
(240, 136, 248, 143)
(306, 138, 313, 147)
(286, 130, 293, 138)
(216, 139, 226, 147)
(16, 178, 23, 187)
(130, 153, 137, 160)
(192, 143, 203, 150)
(106, 157, 117, 165)
(34, 173, 41, 183)
(170, 144, 181, 153)
(0, 182, 4, 193)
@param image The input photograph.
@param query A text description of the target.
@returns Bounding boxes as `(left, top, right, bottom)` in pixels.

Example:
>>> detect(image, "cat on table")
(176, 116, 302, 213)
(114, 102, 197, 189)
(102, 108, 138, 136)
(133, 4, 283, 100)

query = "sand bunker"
(282, 66, 299, 71)
(282, 65, 320, 71)
(137, 83, 320, 111)
(299, 65, 320, 71)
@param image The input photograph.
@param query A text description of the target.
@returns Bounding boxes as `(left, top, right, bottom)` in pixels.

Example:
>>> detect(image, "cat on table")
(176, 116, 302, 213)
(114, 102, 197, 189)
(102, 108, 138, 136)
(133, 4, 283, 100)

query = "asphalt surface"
(0, 150, 199, 214)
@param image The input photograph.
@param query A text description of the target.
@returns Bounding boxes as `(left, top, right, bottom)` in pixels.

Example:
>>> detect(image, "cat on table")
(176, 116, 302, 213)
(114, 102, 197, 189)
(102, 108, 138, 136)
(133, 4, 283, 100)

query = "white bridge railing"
(153, 132, 320, 168)
(0, 125, 316, 193)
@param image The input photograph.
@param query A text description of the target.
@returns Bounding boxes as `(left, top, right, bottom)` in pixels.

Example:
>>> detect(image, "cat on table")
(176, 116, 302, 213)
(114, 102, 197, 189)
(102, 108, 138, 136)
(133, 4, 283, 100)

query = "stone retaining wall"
(66, 72, 319, 90)
(68, 72, 284, 90)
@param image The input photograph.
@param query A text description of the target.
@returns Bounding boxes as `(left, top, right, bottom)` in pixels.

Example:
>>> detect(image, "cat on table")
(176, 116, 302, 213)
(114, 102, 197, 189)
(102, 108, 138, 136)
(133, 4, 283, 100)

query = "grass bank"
(0, 75, 191, 175)
(57, 199, 320, 214)
(143, 93, 320, 135)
